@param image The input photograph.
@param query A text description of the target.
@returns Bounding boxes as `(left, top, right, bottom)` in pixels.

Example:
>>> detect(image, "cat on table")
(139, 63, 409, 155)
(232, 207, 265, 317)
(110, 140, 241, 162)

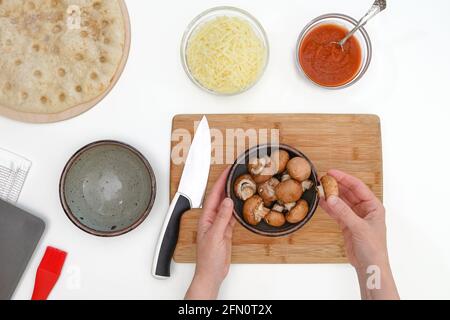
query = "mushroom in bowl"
(226, 144, 338, 237)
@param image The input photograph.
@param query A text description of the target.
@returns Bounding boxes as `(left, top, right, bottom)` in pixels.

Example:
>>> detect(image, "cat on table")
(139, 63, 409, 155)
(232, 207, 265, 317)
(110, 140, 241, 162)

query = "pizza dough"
(0, 0, 128, 115)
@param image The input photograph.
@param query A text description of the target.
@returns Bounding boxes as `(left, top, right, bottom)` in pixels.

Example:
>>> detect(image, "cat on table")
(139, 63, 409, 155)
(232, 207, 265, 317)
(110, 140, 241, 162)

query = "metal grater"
(0, 149, 32, 204)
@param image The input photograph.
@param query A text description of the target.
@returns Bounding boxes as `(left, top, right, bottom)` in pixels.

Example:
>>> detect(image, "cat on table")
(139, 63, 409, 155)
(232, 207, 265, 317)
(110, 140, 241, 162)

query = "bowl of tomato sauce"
(296, 14, 372, 89)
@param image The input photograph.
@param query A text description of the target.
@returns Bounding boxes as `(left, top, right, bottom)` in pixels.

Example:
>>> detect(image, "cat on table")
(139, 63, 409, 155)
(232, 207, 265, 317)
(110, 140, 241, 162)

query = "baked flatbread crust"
(0, 0, 127, 114)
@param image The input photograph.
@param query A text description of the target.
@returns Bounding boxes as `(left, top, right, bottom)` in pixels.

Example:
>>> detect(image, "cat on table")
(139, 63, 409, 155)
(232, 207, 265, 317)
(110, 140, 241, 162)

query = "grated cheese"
(186, 16, 267, 94)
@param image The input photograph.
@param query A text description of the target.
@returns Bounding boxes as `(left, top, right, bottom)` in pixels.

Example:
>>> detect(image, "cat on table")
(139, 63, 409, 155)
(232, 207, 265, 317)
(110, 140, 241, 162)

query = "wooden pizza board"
(0, 0, 130, 123)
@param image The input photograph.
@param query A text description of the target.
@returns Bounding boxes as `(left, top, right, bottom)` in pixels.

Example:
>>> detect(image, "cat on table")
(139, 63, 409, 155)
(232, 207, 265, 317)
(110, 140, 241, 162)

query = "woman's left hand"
(185, 168, 236, 300)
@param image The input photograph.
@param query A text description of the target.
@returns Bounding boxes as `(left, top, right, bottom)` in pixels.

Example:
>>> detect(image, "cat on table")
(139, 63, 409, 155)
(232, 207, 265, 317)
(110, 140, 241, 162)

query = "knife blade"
(152, 116, 211, 279)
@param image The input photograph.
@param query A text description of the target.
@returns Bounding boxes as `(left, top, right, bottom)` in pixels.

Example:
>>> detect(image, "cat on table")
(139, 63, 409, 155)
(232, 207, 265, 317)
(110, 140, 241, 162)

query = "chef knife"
(152, 116, 211, 279)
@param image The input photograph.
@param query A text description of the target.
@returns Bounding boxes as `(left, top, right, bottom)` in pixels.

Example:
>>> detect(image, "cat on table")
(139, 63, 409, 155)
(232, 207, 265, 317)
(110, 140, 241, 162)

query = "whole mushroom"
(258, 177, 280, 207)
(318, 175, 339, 200)
(287, 157, 312, 182)
(234, 174, 257, 201)
(286, 200, 309, 224)
(275, 179, 303, 204)
(243, 195, 270, 226)
(270, 150, 290, 175)
(265, 211, 286, 227)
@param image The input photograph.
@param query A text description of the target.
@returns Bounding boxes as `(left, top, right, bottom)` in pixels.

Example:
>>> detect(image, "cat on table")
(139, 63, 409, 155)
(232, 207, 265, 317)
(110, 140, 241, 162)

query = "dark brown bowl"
(226, 144, 319, 237)
(59, 140, 157, 237)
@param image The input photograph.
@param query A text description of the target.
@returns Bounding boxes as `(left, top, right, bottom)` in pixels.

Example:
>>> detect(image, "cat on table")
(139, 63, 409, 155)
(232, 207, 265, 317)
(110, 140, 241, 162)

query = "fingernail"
(223, 198, 233, 208)
(327, 195, 339, 206)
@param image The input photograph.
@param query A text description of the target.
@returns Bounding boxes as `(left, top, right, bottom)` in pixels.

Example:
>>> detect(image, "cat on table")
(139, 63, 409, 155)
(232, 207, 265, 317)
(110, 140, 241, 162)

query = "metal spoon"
(333, 0, 387, 49)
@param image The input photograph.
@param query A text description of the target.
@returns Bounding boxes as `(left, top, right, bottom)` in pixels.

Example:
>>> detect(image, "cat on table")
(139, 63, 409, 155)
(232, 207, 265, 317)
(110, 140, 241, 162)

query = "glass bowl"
(296, 13, 372, 89)
(181, 6, 270, 96)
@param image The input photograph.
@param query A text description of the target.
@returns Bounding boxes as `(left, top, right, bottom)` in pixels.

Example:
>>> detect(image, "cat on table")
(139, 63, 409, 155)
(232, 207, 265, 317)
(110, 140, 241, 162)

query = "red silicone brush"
(32, 247, 67, 300)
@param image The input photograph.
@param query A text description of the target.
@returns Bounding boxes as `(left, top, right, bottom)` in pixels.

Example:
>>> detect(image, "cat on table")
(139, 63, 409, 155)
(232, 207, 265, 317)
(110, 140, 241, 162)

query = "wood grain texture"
(0, 0, 131, 124)
(171, 114, 383, 264)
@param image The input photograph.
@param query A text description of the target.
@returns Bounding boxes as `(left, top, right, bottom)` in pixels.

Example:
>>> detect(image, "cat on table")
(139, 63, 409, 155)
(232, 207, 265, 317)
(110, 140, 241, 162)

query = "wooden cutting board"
(172, 114, 383, 264)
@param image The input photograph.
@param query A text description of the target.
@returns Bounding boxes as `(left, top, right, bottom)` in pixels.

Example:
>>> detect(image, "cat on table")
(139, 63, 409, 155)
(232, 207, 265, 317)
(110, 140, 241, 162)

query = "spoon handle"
(339, 0, 387, 46)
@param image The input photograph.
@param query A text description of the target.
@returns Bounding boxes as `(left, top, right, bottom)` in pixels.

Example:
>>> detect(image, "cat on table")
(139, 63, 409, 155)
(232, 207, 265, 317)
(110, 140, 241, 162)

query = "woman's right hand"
(320, 170, 399, 300)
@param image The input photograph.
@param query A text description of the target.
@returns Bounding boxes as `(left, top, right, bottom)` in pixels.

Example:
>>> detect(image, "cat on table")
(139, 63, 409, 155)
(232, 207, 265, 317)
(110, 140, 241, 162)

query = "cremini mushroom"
(243, 195, 270, 226)
(258, 177, 280, 207)
(275, 179, 303, 204)
(286, 200, 309, 224)
(270, 150, 290, 174)
(265, 211, 286, 227)
(234, 174, 257, 201)
(248, 156, 274, 184)
(248, 156, 271, 175)
(318, 175, 339, 200)
(287, 157, 312, 182)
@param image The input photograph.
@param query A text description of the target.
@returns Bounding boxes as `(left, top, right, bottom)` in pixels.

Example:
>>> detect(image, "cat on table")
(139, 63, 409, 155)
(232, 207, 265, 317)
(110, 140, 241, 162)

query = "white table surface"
(2, 0, 450, 300)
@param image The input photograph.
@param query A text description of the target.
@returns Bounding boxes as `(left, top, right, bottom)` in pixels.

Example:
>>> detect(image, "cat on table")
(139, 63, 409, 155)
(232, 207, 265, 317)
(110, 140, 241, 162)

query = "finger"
(338, 184, 361, 206)
(319, 198, 331, 212)
(200, 167, 231, 225)
(211, 198, 234, 236)
(326, 196, 363, 232)
(335, 179, 382, 218)
(202, 167, 231, 214)
(321, 193, 356, 215)
(328, 170, 377, 203)
(327, 188, 379, 221)
(229, 216, 237, 228)
(351, 200, 380, 218)
(320, 199, 347, 230)
(224, 217, 237, 240)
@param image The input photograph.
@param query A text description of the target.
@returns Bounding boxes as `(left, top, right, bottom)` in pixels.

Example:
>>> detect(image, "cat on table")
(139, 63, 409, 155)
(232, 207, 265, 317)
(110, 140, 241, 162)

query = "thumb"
(326, 196, 362, 232)
(211, 198, 234, 236)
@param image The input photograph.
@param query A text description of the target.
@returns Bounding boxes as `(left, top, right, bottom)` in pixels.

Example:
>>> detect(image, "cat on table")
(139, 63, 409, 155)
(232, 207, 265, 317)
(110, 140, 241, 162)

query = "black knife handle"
(153, 193, 191, 279)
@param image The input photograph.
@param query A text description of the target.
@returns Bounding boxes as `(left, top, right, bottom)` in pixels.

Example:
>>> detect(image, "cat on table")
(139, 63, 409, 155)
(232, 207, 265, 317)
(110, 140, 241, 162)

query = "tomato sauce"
(299, 24, 362, 87)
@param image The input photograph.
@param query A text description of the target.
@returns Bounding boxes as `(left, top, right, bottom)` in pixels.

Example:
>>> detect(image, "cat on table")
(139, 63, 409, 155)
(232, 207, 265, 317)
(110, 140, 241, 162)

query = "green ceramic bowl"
(60, 141, 156, 237)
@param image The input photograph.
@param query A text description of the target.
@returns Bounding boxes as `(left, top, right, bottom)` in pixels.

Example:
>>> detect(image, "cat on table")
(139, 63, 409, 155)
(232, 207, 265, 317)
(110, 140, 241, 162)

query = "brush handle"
(32, 272, 59, 300)
(31, 247, 67, 300)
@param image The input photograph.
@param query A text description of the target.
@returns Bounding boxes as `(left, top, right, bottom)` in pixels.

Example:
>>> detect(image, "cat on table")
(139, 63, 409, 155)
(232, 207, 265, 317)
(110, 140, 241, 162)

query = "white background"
(2, 0, 450, 300)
